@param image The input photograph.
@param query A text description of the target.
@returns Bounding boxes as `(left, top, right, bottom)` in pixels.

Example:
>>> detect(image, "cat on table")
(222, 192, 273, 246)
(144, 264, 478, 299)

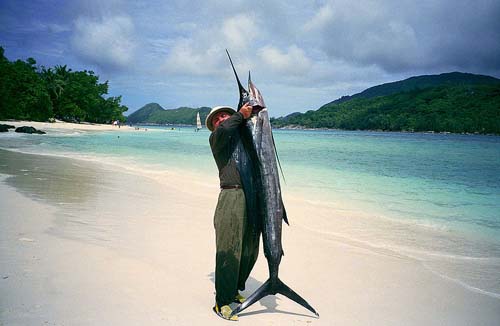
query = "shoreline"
(274, 125, 500, 136)
(0, 120, 135, 133)
(5, 119, 497, 137)
(2, 143, 498, 255)
(1, 148, 499, 325)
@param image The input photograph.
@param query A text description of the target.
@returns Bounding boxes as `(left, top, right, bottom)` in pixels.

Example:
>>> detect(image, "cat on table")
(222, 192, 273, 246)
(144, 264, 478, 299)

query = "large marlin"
(226, 50, 319, 318)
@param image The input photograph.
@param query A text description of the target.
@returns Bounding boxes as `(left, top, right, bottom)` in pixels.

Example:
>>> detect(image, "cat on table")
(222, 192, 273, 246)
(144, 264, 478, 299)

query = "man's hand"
(240, 103, 253, 119)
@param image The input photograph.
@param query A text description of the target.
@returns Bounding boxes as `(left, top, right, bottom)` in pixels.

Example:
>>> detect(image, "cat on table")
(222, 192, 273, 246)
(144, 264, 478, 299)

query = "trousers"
(214, 188, 260, 306)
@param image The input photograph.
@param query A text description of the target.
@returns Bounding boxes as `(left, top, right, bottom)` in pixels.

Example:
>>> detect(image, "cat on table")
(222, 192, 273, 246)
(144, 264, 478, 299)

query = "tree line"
(0, 46, 128, 123)
(271, 84, 500, 134)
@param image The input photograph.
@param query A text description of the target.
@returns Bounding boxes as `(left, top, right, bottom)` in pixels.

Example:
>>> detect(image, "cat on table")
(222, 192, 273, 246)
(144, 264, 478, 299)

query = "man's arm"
(216, 103, 253, 136)
(219, 112, 244, 131)
(210, 104, 253, 167)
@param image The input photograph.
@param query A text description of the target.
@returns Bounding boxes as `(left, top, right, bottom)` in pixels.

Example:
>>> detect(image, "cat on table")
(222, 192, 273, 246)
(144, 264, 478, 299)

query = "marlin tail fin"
(230, 278, 319, 318)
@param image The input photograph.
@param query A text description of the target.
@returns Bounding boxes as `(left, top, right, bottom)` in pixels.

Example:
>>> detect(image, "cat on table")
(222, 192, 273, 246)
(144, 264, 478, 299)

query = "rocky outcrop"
(14, 126, 46, 134)
(0, 124, 15, 132)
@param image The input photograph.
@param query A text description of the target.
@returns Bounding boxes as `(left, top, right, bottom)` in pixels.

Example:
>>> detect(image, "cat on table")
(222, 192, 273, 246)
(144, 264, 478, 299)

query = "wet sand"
(0, 149, 499, 325)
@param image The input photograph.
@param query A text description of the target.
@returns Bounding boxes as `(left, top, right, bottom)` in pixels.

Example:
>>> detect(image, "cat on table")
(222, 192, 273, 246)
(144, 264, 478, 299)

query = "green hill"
(126, 103, 164, 123)
(271, 72, 500, 134)
(324, 72, 500, 106)
(127, 103, 211, 125)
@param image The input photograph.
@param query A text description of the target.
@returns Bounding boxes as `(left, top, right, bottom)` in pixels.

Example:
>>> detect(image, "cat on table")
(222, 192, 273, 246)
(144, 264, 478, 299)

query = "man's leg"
(214, 188, 246, 307)
(237, 224, 260, 291)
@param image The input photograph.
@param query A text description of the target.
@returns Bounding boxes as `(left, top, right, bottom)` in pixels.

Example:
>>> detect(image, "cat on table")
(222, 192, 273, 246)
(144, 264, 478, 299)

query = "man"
(206, 103, 260, 321)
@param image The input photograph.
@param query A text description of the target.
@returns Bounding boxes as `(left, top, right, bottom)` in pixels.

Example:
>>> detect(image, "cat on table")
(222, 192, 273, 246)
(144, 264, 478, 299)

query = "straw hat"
(205, 106, 236, 131)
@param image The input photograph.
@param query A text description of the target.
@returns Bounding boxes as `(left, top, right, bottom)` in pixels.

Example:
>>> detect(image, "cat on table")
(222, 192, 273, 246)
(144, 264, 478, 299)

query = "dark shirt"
(209, 112, 245, 187)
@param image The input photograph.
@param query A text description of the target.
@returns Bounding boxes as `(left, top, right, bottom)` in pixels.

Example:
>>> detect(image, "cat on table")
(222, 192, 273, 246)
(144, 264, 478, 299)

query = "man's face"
(212, 111, 231, 130)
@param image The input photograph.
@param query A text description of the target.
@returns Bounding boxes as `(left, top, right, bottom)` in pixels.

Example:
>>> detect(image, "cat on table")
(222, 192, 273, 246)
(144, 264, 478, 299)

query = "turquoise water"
(277, 130, 500, 236)
(1, 126, 500, 297)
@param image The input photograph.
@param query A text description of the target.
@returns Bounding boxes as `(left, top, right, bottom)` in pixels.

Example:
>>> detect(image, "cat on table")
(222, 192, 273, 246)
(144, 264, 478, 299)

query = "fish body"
(226, 50, 318, 318)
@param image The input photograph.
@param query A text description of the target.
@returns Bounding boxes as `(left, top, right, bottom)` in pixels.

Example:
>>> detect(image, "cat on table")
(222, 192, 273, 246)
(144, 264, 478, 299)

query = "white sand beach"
(1, 120, 135, 133)
(1, 123, 499, 325)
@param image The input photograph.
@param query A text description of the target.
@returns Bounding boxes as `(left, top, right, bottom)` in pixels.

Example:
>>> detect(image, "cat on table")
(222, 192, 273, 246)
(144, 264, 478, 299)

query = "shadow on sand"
(207, 272, 315, 318)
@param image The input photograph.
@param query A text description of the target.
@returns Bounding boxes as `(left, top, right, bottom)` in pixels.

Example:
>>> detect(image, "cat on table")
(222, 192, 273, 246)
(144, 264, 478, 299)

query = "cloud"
(161, 38, 224, 76)
(173, 22, 198, 33)
(160, 14, 262, 77)
(303, 3, 334, 32)
(13, 21, 71, 34)
(222, 15, 259, 50)
(303, 0, 500, 73)
(71, 15, 136, 71)
(257, 45, 312, 76)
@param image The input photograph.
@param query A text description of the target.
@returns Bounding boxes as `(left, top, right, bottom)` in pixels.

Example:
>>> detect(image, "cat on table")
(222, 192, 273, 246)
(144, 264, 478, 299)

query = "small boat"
(195, 112, 202, 131)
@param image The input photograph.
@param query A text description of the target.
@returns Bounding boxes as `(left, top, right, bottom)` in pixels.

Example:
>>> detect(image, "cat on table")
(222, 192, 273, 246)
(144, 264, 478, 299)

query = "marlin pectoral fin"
(282, 203, 289, 225)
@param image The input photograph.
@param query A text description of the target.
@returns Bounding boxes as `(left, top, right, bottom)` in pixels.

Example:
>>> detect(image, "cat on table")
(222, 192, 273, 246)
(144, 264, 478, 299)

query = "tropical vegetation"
(271, 73, 500, 134)
(0, 46, 128, 123)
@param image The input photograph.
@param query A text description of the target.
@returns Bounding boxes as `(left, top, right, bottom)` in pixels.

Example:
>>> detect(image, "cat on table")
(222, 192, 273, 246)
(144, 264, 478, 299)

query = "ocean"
(1, 126, 499, 298)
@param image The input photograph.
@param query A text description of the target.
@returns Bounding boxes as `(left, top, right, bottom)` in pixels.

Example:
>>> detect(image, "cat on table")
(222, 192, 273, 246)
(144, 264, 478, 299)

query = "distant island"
(271, 72, 500, 134)
(126, 103, 211, 125)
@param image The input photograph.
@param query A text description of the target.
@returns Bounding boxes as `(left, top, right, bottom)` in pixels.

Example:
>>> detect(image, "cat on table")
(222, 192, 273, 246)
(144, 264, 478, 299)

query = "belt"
(220, 185, 242, 190)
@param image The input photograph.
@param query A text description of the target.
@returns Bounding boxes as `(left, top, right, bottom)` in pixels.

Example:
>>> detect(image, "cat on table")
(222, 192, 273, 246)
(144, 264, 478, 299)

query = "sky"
(1, 0, 499, 117)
